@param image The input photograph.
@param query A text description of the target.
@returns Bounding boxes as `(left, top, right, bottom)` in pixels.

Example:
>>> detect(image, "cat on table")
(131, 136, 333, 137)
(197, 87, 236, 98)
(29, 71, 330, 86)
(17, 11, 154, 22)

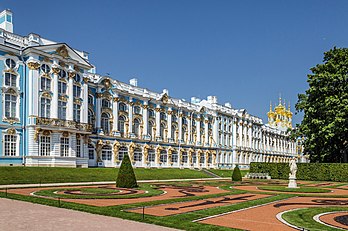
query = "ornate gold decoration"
(42, 130, 51, 136)
(59, 61, 66, 67)
(103, 79, 112, 90)
(56, 45, 69, 58)
(74, 65, 80, 72)
(113, 141, 121, 163)
(7, 128, 16, 135)
(52, 67, 60, 75)
(76, 133, 81, 139)
(41, 92, 52, 99)
(83, 77, 89, 83)
(27, 62, 40, 70)
(96, 140, 104, 162)
(59, 95, 68, 101)
(62, 131, 69, 137)
(129, 142, 136, 162)
(34, 128, 41, 142)
(143, 144, 150, 164)
(68, 71, 76, 79)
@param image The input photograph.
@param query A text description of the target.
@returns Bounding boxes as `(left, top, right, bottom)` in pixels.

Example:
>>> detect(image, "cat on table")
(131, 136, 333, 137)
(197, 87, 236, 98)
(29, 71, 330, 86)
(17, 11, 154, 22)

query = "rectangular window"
(5, 94, 17, 118)
(41, 98, 51, 118)
(148, 151, 155, 162)
(60, 137, 69, 157)
(88, 148, 94, 159)
(76, 139, 81, 158)
(4, 135, 17, 156)
(73, 85, 81, 98)
(4, 73, 16, 87)
(40, 136, 51, 156)
(41, 77, 51, 91)
(73, 104, 81, 122)
(58, 81, 67, 94)
(58, 101, 67, 120)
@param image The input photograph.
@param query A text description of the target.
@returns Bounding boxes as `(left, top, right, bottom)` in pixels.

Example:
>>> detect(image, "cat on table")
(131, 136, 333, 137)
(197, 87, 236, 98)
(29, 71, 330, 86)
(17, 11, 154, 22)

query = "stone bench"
(246, 173, 271, 180)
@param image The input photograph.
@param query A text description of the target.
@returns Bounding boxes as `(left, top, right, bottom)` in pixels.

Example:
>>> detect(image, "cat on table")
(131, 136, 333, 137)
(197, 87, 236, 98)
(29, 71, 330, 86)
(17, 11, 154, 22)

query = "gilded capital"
(68, 71, 76, 79)
(27, 62, 40, 70)
(52, 67, 60, 75)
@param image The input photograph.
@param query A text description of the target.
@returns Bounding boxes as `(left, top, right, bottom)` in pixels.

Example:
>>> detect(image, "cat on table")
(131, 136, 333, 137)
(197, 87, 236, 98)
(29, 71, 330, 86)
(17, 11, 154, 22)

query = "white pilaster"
(66, 72, 74, 121)
(81, 78, 88, 123)
(51, 62, 59, 119)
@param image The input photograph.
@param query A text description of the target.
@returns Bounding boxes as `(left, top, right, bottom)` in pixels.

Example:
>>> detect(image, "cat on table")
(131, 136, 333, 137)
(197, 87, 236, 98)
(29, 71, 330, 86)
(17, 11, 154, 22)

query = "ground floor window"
(118, 147, 128, 161)
(76, 139, 81, 157)
(60, 137, 69, 157)
(134, 148, 142, 162)
(192, 153, 197, 163)
(88, 144, 94, 159)
(102, 145, 112, 160)
(40, 135, 50, 156)
(148, 150, 155, 162)
(160, 150, 167, 163)
(4, 134, 17, 156)
(182, 152, 188, 163)
(208, 154, 212, 163)
(171, 151, 178, 163)
(200, 154, 205, 164)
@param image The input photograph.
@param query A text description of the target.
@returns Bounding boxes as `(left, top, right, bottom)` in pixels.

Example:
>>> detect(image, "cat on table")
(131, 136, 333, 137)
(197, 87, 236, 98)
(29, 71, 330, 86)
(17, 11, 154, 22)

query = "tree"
(232, 165, 242, 181)
(116, 154, 138, 188)
(295, 47, 348, 163)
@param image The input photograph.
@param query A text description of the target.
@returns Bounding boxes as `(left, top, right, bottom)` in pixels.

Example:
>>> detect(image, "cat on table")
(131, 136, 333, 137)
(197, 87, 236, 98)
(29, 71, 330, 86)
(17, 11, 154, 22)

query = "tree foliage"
(295, 47, 348, 163)
(232, 165, 242, 181)
(116, 154, 138, 188)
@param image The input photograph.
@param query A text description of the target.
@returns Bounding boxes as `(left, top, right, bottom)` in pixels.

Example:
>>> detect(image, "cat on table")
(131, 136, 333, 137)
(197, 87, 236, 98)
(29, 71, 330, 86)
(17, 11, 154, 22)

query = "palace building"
(0, 10, 306, 168)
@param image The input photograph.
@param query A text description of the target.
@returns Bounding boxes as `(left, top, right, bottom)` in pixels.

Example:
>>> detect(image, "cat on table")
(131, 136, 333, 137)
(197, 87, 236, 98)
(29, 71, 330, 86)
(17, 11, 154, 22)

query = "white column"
(204, 118, 209, 145)
(196, 116, 201, 144)
(51, 63, 59, 119)
(248, 123, 252, 148)
(167, 108, 172, 140)
(238, 120, 243, 147)
(27, 59, 40, 120)
(66, 71, 74, 121)
(81, 78, 88, 123)
(232, 119, 237, 147)
(112, 98, 119, 133)
(187, 113, 191, 143)
(143, 103, 148, 138)
(155, 106, 161, 138)
(128, 101, 133, 136)
(96, 90, 101, 131)
(213, 116, 218, 147)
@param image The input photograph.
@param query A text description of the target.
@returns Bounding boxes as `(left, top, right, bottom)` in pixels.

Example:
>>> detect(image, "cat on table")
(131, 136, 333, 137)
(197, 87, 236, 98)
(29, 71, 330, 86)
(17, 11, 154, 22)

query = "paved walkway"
(0, 198, 179, 231)
(0, 177, 229, 189)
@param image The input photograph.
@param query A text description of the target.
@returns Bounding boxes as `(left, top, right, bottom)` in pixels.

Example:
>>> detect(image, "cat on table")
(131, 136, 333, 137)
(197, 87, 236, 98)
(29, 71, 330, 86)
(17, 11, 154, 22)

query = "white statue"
(288, 157, 298, 188)
(289, 157, 297, 178)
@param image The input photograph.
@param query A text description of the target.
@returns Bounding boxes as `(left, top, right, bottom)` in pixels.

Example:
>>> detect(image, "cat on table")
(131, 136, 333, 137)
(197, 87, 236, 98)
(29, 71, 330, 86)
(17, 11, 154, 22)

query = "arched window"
(134, 148, 142, 162)
(133, 106, 141, 115)
(119, 103, 127, 111)
(160, 112, 166, 120)
(182, 126, 187, 139)
(4, 93, 17, 118)
(41, 64, 50, 73)
(59, 69, 66, 78)
(182, 152, 188, 163)
(102, 99, 111, 108)
(148, 109, 155, 118)
(40, 134, 51, 156)
(88, 144, 95, 160)
(101, 145, 112, 161)
(200, 154, 205, 164)
(4, 73, 17, 87)
(118, 146, 128, 161)
(182, 117, 187, 125)
(171, 125, 177, 139)
(192, 153, 197, 163)
(58, 80, 67, 94)
(118, 116, 126, 135)
(88, 95, 94, 105)
(73, 85, 81, 98)
(172, 115, 177, 123)
(148, 149, 155, 162)
(41, 76, 51, 91)
(74, 73, 81, 82)
(148, 120, 154, 137)
(160, 123, 165, 138)
(40, 97, 51, 118)
(58, 100, 67, 120)
(88, 109, 95, 125)
(101, 113, 110, 134)
(171, 151, 178, 163)
(133, 118, 141, 137)
(160, 150, 167, 163)
(5, 58, 16, 69)
(73, 104, 81, 122)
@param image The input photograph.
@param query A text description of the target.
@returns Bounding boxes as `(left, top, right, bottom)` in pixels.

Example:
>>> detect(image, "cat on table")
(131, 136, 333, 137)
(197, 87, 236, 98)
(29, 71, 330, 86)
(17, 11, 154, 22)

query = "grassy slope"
(0, 167, 212, 185)
(208, 169, 249, 177)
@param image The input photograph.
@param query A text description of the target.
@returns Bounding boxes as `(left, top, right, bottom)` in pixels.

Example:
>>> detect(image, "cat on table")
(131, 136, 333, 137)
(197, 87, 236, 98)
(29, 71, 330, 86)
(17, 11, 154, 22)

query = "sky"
(2, 0, 347, 125)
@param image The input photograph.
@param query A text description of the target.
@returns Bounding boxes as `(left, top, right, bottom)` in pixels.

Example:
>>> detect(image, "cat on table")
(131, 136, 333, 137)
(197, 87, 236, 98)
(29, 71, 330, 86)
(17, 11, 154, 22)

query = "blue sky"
(2, 0, 347, 125)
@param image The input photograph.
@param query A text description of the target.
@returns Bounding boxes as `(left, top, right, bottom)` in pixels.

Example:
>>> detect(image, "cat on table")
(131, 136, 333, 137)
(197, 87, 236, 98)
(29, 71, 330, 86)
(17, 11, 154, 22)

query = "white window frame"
(40, 97, 51, 118)
(76, 138, 81, 158)
(4, 93, 18, 119)
(60, 137, 69, 157)
(2, 130, 19, 157)
(39, 135, 51, 156)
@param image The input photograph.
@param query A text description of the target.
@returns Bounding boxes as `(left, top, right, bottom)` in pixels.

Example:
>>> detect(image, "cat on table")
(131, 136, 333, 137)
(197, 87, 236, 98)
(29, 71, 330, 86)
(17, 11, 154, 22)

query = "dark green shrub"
(250, 162, 348, 182)
(116, 154, 138, 188)
(232, 165, 242, 181)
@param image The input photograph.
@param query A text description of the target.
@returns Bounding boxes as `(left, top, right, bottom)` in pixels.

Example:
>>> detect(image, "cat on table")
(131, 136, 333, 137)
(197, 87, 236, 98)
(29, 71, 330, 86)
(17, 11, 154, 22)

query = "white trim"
(1, 129, 20, 157)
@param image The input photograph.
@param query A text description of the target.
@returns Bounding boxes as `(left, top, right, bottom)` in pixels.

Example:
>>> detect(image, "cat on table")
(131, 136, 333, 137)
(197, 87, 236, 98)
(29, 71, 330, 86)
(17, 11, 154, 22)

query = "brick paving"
(0, 198, 179, 231)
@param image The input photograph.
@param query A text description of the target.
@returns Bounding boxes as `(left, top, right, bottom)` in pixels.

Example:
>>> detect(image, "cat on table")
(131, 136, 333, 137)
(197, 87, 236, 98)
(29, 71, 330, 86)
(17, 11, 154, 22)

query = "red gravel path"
(199, 196, 348, 231)
(319, 211, 348, 230)
(129, 193, 271, 216)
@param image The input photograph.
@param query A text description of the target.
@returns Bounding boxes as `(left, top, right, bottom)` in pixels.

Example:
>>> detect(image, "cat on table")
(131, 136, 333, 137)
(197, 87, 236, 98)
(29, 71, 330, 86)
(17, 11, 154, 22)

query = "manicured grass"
(34, 184, 163, 199)
(282, 207, 348, 231)
(208, 169, 249, 177)
(0, 184, 292, 231)
(0, 167, 212, 185)
(258, 186, 331, 193)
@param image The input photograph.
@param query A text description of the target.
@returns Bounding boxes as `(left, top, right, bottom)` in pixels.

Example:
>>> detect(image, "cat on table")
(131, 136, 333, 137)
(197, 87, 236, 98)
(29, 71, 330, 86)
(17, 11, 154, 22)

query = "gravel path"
(0, 198, 179, 231)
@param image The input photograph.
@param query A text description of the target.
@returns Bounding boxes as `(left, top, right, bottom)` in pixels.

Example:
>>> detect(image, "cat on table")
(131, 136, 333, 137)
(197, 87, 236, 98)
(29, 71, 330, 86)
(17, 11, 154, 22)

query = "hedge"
(250, 162, 348, 182)
(232, 165, 242, 181)
(116, 154, 138, 188)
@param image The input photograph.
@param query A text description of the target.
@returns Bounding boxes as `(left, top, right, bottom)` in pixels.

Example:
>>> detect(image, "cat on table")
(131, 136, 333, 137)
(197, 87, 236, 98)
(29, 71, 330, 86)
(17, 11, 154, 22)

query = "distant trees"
(295, 47, 348, 163)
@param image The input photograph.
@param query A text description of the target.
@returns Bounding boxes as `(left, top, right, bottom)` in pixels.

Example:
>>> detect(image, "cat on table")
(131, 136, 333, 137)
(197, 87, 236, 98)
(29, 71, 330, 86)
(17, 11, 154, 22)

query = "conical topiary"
(116, 154, 138, 188)
(232, 165, 242, 182)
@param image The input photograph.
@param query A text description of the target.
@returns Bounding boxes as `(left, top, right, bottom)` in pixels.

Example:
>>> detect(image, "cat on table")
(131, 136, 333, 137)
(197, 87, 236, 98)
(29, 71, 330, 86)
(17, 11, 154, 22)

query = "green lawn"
(258, 186, 331, 193)
(208, 169, 249, 177)
(0, 167, 212, 185)
(282, 207, 348, 231)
